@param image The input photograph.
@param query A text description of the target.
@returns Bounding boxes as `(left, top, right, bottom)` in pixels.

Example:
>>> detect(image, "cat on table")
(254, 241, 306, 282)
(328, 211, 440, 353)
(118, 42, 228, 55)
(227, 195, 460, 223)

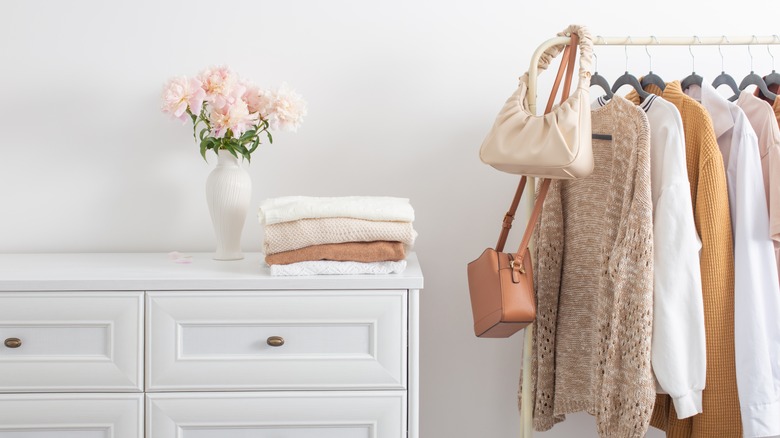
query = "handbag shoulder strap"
(545, 33, 578, 114)
(516, 178, 551, 258)
(495, 35, 575, 253)
(496, 176, 527, 252)
(494, 177, 552, 257)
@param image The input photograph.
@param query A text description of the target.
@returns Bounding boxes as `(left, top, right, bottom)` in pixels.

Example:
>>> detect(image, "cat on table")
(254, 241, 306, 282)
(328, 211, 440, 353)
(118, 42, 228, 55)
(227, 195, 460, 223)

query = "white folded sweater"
(269, 260, 407, 276)
(258, 196, 415, 225)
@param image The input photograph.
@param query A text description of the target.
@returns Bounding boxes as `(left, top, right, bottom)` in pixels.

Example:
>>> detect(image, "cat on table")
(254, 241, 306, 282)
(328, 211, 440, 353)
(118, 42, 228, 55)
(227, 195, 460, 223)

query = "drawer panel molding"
(147, 391, 405, 438)
(0, 293, 144, 392)
(0, 393, 143, 438)
(147, 291, 407, 391)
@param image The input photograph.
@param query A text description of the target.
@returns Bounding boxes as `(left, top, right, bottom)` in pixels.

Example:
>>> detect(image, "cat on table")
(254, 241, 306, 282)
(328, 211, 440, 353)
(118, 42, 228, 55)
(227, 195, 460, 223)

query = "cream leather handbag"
(479, 25, 594, 179)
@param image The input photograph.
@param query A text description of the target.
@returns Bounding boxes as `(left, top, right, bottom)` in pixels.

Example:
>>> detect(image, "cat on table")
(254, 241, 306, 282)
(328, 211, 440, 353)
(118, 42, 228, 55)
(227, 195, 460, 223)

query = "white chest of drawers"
(0, 253, 423, 438)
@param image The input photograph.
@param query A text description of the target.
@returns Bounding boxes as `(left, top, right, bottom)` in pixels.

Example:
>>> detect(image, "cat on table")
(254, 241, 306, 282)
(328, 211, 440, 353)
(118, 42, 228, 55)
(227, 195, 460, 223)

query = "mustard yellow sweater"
(630, 82, 740, 437)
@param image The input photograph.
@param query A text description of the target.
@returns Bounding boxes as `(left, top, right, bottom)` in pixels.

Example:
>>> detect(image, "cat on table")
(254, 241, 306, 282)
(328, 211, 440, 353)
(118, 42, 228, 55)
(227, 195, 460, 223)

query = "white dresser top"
(0, 252, 423, 291)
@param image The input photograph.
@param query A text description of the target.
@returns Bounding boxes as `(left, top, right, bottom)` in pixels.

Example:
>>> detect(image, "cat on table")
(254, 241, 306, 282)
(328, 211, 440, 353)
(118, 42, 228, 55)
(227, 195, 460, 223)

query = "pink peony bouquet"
(161, 66, 307, 162)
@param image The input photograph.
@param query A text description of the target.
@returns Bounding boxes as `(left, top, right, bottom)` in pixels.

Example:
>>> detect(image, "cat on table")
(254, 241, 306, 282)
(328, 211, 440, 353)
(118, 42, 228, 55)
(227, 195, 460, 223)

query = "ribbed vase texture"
(206, 150, 252, 260)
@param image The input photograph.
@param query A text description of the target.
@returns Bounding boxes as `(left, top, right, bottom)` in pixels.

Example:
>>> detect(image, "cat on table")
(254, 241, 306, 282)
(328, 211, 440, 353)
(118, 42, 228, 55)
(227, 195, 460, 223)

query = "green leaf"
(248, 137, 260, 154)
(266, 130, 273, 143)
(199, 139, 208, 161)
(199, 128, 209, 141)
(225, 144, 238, 159)
(240, 130, 256, 141)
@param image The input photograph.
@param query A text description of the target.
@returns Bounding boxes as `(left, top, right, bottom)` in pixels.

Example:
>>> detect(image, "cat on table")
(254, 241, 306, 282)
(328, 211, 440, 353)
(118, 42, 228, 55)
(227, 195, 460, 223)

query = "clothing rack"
(519, 34, 780, 438)
(528, 35, 780, 113)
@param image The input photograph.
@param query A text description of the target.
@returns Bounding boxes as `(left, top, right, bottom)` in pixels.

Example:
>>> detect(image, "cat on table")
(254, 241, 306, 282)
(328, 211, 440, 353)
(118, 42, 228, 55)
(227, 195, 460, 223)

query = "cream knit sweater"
(523, 96, 656, 438)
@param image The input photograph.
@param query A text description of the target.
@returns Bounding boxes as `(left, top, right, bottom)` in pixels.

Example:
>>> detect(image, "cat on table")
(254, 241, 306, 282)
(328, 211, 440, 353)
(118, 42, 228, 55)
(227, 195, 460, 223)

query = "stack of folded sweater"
(258, 196, 417, 276)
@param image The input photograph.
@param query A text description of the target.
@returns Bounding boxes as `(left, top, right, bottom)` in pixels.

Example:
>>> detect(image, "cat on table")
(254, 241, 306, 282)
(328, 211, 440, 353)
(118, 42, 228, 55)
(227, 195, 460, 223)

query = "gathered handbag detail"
(479, 25, 594, 179)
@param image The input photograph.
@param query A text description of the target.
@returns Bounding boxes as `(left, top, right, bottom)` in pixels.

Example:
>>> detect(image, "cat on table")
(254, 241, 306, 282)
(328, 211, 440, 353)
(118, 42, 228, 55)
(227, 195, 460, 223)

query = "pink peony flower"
(242, 82, 274, 116)
(208, 100, 259, 139)
(265, 83, 308, 132)
(160, 76, 206, 122)
(198, 65, 245, 110)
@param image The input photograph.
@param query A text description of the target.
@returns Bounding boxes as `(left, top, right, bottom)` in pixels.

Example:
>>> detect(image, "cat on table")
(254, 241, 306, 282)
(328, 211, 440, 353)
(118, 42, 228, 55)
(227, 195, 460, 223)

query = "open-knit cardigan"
(522, 95, 655, 438)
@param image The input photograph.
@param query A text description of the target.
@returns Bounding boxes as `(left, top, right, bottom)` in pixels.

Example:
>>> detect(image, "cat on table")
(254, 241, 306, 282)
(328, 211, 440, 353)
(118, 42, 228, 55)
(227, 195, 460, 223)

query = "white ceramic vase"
(205, 149, 252, 260)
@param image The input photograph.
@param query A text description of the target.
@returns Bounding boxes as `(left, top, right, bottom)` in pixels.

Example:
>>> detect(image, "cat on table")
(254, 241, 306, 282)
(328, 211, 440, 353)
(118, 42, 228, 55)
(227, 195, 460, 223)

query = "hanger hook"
(719, 35, 730, 72)
(625, 36, 633, 72)
(768, 35, 778, 71)
(593, 35, 604, 72)
(748, 35, 758, 72)
(645, 36, 656, 72)
(689, 36, 700, 73)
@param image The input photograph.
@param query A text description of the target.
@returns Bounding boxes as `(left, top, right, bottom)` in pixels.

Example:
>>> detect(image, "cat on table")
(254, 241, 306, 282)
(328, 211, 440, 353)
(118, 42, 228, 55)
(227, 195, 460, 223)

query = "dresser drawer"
(146, 291, 406, 391)
(0, 393, 143, 438)
(0, 292, 143, 392)
(147, 391, 405, 438)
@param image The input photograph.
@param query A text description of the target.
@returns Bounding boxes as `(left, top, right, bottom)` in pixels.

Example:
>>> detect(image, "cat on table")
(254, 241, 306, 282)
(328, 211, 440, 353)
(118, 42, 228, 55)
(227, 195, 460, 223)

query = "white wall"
(2, 0, 778, 436)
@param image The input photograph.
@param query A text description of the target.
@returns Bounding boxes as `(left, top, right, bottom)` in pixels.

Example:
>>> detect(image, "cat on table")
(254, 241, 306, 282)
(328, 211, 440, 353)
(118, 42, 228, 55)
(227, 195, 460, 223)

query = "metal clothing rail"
(519, 34, 780, 438)
(527, 34, 780, 113)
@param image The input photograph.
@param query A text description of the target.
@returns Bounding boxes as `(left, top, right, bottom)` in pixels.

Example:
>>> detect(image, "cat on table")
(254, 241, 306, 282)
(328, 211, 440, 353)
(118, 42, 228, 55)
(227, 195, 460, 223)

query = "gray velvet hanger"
(737, 41, 778, 101)
(738, 72, 777, 101)
(711, 40, 740, 100)
(766, 70, 780, 87)
(681, 38, 704, 91)
(590, 51, 614, 99)
(613, 72, 650, 100)
(611, 42, 650, 100)
(640, 38, 665, 91)
(763, 37, 780, 92)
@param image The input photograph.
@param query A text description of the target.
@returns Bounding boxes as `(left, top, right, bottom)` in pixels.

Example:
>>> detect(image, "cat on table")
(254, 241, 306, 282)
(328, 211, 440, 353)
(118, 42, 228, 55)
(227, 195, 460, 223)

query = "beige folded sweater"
(265, 241, 406, 265)
(264, 217, 417, 255)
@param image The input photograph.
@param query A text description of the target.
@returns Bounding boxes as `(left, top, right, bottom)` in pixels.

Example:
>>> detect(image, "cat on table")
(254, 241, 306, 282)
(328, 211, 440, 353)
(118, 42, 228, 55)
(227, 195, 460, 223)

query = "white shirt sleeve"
(649, 107, 706, 419)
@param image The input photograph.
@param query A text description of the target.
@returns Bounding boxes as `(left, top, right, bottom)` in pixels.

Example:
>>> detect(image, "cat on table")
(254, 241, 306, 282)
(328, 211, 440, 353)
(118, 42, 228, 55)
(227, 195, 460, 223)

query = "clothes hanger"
(611, 38, 650, 101)
(737, 36, 778, 101)
(762, 35, 780, 88)
(640, 36, 665, 91)
(589, 45, 614, 100)
(681, 36, 704, 91)
(711, 37, 740, 101)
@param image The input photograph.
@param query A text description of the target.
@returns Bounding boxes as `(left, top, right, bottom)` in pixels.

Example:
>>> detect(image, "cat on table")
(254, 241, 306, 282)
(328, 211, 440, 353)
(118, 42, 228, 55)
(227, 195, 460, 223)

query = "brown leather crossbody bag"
(467, 35, 579, 338)
(467, 176, 550, 337)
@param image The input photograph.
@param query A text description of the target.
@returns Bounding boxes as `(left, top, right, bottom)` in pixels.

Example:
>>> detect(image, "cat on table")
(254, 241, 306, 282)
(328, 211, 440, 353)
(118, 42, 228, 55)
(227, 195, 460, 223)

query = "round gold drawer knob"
(4, 338, 21, 349)
(267, 336, 285, 347)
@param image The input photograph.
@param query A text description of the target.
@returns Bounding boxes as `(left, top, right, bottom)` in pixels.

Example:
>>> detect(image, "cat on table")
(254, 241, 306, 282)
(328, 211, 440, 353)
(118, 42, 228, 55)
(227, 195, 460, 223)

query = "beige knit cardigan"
(521, 96, 656, 438)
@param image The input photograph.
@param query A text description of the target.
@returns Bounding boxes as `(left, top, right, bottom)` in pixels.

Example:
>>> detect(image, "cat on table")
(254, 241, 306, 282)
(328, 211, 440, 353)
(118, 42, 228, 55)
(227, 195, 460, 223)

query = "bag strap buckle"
(510, 258, 526, 274)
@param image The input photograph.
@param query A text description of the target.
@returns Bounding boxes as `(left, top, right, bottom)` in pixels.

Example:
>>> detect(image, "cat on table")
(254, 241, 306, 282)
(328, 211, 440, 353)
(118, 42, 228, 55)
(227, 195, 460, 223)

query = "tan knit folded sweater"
(265, 241, 406, 265)
(264, 217, 417, 255)
(523, 96, 655, 438)
(629, 82, 740, 438)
